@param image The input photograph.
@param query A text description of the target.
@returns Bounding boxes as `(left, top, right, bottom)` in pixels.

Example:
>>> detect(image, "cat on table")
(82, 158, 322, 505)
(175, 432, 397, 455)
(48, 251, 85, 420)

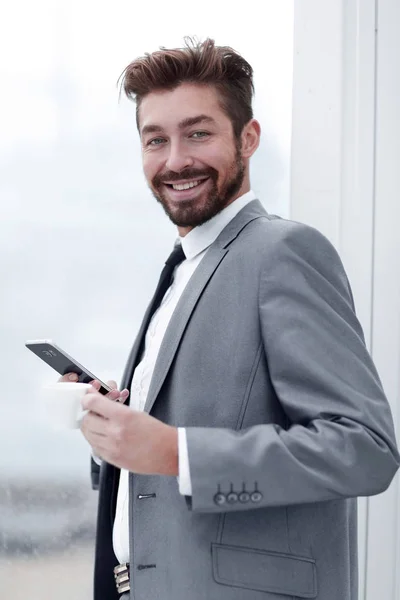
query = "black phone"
(25, 340, 112, 395)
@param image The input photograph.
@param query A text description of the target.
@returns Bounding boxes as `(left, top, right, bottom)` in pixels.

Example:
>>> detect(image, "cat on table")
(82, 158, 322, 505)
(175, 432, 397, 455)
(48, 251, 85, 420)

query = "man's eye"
(148, 138, 165, 146)
(191, 131, 209, 139)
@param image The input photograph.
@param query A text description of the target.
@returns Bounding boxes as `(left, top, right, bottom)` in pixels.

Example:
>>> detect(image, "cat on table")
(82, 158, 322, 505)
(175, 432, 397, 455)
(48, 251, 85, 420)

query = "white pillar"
(291, 0, 400, 598)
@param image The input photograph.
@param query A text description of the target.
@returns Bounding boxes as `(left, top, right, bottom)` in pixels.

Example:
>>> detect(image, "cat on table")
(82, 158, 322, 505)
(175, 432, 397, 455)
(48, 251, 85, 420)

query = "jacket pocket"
(212, 543, 317, 598)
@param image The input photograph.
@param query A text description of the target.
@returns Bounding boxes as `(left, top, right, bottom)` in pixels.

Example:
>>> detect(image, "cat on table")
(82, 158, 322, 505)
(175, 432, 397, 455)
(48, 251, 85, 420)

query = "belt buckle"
(114, 562, 130, 593)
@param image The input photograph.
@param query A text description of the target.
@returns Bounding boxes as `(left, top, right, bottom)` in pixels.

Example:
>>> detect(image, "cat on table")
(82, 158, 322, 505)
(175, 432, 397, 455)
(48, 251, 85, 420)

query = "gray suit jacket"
(93, 199, 399, 600)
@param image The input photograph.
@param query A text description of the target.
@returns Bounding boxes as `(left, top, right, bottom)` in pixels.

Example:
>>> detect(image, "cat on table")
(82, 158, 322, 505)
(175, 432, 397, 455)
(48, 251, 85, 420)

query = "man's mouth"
(163, 177, 210, 191)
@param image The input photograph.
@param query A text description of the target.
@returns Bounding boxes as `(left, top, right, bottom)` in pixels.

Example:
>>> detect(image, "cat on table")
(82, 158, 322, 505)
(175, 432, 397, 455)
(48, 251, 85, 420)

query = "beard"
(150, 145, 245, 228)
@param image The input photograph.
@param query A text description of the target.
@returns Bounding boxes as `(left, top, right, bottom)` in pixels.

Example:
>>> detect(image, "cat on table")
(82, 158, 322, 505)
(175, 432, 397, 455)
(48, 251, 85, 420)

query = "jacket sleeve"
(184, 222, 400, 512)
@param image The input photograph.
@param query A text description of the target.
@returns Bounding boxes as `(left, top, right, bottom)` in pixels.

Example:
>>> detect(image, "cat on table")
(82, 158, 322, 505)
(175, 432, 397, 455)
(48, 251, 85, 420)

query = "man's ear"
(241, 119, 261, 159)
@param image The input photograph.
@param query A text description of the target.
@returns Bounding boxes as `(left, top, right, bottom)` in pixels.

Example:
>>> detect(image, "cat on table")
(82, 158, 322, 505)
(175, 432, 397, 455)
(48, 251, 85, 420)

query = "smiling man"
(81, 38, 399, 600)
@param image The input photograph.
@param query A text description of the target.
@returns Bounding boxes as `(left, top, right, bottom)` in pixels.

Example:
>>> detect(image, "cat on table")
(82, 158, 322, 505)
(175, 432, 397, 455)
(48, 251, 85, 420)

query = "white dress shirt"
(112, 190, 257, 564)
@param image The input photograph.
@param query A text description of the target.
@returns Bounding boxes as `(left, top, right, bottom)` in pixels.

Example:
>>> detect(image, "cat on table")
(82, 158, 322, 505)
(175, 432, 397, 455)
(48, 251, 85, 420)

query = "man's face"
(139, 83, 246, 234)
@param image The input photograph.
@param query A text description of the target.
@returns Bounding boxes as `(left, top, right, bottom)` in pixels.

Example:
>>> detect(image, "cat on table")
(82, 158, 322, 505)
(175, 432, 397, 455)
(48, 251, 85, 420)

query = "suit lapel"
(144, 245, 229, 414)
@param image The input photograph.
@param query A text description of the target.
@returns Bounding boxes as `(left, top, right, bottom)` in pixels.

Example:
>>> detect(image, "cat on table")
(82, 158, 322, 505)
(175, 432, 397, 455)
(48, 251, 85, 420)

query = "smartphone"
(25, 340, 112, 395)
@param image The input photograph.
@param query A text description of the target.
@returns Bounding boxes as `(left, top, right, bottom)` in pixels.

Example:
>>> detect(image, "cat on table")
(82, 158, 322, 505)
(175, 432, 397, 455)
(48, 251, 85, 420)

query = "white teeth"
(172, 180, 202, 191)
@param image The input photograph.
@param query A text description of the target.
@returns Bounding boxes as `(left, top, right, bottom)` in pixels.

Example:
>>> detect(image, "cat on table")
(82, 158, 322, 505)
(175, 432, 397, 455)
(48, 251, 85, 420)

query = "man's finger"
(117, 389, 130, 403)
(89, 379, 126, 401)
(82, 392, 125, 418)
(90, 379, 114, 393)
(105, 387, 129, 403)
(82, 412, 109, 436)
(107, 388, 122, 401)
(87, 442, 108, 460)
(59, 373, 79, 383)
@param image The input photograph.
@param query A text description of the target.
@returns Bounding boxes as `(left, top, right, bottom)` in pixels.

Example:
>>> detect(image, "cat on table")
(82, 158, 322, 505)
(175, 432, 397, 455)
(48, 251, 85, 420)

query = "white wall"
(291, 0, 400, 598)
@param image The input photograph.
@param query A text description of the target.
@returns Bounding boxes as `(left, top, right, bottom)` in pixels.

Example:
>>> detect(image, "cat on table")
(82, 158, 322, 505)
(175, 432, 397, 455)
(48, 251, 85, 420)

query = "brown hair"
(119, 37, 255, 139)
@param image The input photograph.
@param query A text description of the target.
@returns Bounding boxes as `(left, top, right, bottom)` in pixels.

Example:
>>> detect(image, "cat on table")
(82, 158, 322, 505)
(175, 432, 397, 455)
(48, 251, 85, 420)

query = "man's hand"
(58, 373, 129, 404)
(80, 390, 179, 477)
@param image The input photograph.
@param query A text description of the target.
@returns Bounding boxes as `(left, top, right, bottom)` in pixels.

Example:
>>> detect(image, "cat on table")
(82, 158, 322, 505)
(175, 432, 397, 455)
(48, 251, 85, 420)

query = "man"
(74, 38, 399, 599)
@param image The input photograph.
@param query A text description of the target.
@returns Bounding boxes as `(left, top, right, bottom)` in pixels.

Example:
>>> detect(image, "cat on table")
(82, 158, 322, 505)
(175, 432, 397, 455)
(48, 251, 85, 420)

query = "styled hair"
(119, 37, 255, 139)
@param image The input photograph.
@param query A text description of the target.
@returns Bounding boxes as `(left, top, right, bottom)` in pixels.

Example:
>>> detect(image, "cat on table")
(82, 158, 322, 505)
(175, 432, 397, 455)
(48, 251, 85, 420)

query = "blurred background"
(0, 1, 293, 598)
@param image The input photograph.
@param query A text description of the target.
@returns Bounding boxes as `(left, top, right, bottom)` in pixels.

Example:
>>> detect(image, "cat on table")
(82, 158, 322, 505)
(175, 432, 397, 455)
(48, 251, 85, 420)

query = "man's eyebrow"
(178, 115, 216, 129)
(141, 124, 163, 136)
(141, 115, 216, 137)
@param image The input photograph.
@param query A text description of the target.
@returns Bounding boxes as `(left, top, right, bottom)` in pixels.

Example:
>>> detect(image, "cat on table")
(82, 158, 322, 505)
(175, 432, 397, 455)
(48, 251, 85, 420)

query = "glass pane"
(0, 1, 293, 598)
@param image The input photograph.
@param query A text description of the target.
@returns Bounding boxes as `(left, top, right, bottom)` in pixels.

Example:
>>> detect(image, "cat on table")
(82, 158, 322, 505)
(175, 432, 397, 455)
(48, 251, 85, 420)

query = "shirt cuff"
(177, 427, 193, 496)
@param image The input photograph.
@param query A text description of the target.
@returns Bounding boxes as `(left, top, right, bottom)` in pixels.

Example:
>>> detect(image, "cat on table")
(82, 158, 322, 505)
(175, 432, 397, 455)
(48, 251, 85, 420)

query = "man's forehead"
(139, 84, 225, 132)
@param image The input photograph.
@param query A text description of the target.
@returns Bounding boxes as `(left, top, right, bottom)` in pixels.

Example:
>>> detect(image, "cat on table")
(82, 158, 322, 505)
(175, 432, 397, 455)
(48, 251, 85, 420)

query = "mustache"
(152, 167, 218, 186)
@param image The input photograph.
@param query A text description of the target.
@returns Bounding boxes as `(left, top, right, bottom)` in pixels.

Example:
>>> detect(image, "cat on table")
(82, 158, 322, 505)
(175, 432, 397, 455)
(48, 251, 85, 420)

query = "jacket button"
(214, 493, 226, 506)
(250, 491, 263, 503)
(238, 491, 250, 503)
(226, 492, 238, 504)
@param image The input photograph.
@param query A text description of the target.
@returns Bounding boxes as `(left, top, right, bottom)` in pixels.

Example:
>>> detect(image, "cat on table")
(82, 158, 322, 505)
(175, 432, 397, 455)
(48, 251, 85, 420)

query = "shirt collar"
(179, 190, 257, 260)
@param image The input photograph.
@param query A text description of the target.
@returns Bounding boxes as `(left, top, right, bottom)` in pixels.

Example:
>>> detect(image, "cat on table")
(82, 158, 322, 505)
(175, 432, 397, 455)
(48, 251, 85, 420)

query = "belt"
(114, 563, 130, 594)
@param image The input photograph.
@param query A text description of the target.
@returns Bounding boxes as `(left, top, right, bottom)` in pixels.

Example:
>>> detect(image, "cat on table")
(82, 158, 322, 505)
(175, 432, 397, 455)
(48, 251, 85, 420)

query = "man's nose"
(165, 142, 194, 173)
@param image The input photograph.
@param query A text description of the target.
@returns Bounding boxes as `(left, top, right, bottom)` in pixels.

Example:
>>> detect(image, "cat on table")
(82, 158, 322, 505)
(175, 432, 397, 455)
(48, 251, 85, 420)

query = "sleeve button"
(214, 493, 226, 506)
(226, 492, 238, 504)
(250, 491, 263, 503)
(238, 491, 250, 503)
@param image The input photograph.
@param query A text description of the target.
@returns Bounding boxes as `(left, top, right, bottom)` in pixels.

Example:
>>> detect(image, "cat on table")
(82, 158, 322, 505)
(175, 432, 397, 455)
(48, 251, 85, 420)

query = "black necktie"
(142, 243, 186, 334)
(153, 243, 186, 312)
